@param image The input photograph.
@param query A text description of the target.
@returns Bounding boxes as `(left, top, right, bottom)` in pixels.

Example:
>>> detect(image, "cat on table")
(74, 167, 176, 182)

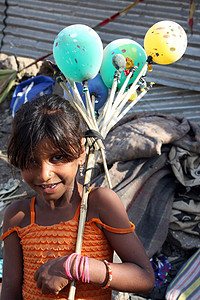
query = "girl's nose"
(39, 162, 54, 181)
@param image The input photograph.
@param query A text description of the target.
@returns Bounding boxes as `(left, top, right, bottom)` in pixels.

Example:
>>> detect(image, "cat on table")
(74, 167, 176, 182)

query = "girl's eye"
(52, 155, 64, 162)
(29, 158, 37, 165)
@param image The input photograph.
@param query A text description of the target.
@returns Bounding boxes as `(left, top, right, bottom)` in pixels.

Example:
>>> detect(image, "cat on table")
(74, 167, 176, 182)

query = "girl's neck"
(36, 180, 82, 210)
(34, 181, 83, 226)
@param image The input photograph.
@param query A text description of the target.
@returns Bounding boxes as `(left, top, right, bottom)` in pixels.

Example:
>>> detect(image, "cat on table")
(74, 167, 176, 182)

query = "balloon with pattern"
(144, 20, 187, 65)
(53, 24, 103, 82)
(100, 39, 147, 89)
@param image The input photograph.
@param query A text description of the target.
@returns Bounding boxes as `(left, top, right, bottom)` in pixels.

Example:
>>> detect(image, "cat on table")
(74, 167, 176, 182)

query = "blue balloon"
(53, 24, 103, 82)
(64, 73, 108, 111)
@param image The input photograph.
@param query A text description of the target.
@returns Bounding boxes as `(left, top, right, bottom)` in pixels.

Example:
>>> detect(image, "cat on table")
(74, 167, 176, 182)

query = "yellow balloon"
(144, 20, 187, 65)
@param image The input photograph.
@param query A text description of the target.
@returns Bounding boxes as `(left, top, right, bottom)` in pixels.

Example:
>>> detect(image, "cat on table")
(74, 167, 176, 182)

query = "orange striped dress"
(2, 197, 135, 300)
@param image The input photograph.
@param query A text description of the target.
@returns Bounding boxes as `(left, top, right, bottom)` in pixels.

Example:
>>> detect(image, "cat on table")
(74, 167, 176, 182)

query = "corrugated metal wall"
(126, 84, 200, 123)
(0, 0, 200, 121)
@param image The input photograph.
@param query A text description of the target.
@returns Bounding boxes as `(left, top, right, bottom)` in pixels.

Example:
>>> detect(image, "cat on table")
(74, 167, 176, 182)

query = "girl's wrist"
(64, 253, 90, 283)
(64, 254, 112, 289)
(101, 260, 113, 289)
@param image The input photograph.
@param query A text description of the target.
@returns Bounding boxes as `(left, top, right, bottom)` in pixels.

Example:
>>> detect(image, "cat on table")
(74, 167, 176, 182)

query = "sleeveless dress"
(1, 197, 135, 300)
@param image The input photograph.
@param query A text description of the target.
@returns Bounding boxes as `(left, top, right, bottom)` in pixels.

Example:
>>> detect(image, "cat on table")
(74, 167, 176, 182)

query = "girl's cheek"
(20, 169, 33, 182)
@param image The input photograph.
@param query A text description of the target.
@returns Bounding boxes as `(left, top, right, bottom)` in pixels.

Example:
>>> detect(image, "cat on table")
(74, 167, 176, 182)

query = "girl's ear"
(78, 138, 86, 165)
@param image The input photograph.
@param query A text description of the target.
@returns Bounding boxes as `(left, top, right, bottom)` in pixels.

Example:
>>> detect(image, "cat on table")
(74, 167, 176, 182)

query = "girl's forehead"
(34, 138, 58, 157)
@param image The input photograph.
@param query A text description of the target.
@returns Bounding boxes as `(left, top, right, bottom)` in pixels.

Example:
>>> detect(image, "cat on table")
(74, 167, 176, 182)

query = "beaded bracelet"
(102, 260, 112, 289)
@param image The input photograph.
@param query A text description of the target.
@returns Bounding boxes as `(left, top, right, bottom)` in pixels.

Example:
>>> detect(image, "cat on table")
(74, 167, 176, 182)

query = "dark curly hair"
(8, 94, 86, 169)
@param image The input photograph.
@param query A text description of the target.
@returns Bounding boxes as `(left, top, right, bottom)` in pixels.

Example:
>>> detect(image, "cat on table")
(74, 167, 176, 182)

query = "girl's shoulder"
(88, 186, 126, 220)
(89, 186, 119, 204)
(3, 198, 32, 233)
(90, 187, 118, 201)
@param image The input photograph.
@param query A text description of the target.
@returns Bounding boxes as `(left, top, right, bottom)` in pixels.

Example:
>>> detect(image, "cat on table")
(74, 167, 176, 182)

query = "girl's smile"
(37, 181, 62, 194)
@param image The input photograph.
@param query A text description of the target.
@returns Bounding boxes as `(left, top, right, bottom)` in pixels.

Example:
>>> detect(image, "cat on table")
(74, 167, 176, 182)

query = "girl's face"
(20, 138, 85, 205)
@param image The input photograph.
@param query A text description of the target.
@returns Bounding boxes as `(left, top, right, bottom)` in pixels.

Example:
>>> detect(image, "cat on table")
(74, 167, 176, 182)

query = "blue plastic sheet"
(10, 75, 55, 117)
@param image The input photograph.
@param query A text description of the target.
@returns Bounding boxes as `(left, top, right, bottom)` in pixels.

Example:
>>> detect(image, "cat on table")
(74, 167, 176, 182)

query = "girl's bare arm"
(1, 203, 24, 300)
(88, 187, 155, 293)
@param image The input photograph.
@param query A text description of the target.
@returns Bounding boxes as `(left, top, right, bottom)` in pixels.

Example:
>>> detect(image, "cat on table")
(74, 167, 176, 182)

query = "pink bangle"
(75, 254, 80, 281)
(102, 260, 112, 289)
(65, 253, 90, 284)
(81, 256, 86, 283)
(65, 253, 76, 280)
(85, 256, 90, 283)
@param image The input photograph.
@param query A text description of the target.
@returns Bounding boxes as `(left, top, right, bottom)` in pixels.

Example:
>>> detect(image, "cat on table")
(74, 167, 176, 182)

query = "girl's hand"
(34, 256, 69, 295)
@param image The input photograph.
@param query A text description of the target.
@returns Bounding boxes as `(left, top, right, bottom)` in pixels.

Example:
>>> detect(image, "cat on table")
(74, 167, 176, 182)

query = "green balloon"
(100, 39, 147, 89)
(53, 24, 103, 82)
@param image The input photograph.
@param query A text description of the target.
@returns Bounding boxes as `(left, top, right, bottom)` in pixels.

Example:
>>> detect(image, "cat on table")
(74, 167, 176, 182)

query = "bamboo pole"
(84, 82, 112, 189)
(105, 88, 148, 135)
(99, 74, 118, 131)
(68, 142, 97, 300)
(56, 75, 112, 190)
(100, 63, 147, 137)
(103, 84, 139, 136)
(97, 54, 126, 129)
(103, 66, 137, 121)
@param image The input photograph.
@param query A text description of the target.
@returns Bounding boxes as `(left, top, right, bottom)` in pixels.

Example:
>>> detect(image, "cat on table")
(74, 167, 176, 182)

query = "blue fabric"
(10, 75, 55, 116)
(0, 258, 3, 278)
(150, 254, 171, 287)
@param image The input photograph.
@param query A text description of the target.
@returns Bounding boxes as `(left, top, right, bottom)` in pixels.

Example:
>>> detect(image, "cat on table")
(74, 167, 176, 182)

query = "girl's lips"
(37, 182, 62, 193)
(41, 183, 57, 189)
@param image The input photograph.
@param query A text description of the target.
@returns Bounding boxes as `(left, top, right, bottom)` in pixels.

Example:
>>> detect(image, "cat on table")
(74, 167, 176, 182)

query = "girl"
(1, 94, 155, 300)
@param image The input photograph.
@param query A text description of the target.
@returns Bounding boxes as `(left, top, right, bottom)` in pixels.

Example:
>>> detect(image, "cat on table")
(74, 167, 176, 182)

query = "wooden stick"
(84, 82, 99, 132)
(98, 54, 126, 129)
(100, 148, 112, 188)
(97, 73, 118, 129)
(68, 144, 97, 300)
(108, 67, 137, 115)
(56, 75, 74, 103)
(68, 81, 89, 113)
(0, 191, 28, 201)
(119, 63, 147, 105)
(91, 94, 96, 110)
(68, 82, 105, 153)
(102, 63, 147, 137)
(0, 151, 8, 163)
(104, 84, 139, 137)
(105, 88, 148, 135)
(84, 82, 112, 189)
(56, 78, 111, 188)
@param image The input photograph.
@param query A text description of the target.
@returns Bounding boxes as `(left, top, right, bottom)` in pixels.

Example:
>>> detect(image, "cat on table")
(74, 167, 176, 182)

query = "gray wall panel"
(0, 0, 200, 122)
